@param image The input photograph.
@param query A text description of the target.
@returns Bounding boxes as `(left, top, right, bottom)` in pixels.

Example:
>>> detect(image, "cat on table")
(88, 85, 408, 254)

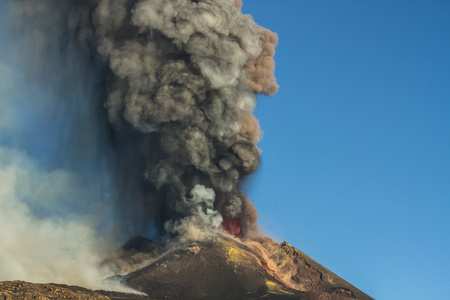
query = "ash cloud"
(246, 28, 279, 96)
(63, 0, 278, 239)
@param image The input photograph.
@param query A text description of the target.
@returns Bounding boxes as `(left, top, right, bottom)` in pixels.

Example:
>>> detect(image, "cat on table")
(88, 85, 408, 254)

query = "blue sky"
(243, 1, 450, 299)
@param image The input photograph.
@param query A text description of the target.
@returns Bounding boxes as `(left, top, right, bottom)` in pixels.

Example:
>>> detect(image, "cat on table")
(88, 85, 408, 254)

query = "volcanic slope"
(118, 235, 373, 300)
(0, 236, 373, 300)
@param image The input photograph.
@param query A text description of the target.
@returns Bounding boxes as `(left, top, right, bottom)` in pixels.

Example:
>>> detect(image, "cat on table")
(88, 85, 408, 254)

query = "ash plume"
(64, 0, 279, 240)
(0, 0, 278, 286)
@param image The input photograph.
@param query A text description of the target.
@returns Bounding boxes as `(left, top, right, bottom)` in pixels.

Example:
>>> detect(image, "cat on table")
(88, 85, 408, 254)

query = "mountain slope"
(121, 235, 372, 300)
(0, 236, 373, 300)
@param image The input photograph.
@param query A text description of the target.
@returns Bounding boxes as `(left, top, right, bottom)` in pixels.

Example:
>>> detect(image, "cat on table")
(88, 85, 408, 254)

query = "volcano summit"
(114, 235, 373, 300)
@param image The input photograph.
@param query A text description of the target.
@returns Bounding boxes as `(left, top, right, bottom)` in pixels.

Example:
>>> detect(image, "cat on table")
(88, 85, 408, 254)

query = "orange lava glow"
(222, 218, 242, 238)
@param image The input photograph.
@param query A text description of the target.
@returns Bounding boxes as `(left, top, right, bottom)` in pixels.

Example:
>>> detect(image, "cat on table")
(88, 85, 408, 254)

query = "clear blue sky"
(242, 1, 450, 299)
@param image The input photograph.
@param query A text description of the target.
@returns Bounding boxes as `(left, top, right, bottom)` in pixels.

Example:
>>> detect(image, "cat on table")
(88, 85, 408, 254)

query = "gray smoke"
(4, 0, 278, 243)
(65, 0, 278, 240)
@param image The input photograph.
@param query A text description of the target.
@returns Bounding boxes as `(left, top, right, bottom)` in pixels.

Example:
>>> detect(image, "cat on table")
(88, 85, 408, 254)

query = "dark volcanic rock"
(124, 237, 304, 299)
(120, 236, 372, 300)
(0, 281, 150, 300)
(122, 237, 161, 254)
(0, 281, 111, 300)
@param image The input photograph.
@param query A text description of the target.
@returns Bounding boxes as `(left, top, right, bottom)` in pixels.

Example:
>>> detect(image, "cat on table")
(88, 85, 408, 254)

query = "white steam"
(0, 147, 112, 289)
(164, 184, 223, 241)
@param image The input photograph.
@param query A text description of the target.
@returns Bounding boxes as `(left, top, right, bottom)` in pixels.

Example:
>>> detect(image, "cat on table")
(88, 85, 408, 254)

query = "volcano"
(117, 235, 373, 299)
(117, 236, 301, 299)
(0, 235, 372, 299)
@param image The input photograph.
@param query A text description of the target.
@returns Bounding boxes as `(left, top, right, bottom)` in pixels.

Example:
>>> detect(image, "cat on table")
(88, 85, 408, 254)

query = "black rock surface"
(115, 235, 372, 300)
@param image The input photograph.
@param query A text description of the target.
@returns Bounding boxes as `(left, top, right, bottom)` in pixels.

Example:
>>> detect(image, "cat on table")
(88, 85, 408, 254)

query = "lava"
(222, 218, 242, 238)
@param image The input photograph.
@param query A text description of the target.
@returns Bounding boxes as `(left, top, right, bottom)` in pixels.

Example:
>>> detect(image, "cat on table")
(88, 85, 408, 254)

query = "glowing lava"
(222, 218, 242, 238)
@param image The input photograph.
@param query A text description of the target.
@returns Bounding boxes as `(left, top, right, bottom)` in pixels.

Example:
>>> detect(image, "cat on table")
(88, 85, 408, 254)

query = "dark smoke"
(7, 0, 278, 242)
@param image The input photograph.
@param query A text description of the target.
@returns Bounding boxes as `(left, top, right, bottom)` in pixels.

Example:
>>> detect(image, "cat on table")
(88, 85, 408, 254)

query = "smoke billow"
(0, 0, 278, 287)
(65, 0, 278, 239)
